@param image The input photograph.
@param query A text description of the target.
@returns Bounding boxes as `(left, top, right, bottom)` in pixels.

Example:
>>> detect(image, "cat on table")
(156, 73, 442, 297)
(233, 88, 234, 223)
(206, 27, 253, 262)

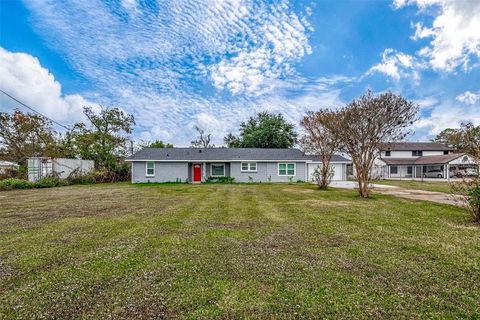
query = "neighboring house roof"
(379, 142, 453, 151)
(126, 147, 350, 162)
(414, 153, 468, 165)
(0, 161, 19, 167)
(379, 158, 417, 165)
(379, 153, 470, 165)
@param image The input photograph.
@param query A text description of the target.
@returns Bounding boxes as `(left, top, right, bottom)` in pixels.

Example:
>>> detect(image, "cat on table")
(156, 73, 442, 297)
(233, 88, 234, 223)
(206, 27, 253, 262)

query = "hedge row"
(0, 177, 72, 191)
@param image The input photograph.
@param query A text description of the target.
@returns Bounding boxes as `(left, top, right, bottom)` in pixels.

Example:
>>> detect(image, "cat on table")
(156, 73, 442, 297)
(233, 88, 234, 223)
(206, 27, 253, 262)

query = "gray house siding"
(132, 161, 188, 183)
(230, 162, 306, 183)
(132, 161, 307, 183)
(205, 163, 231, 179)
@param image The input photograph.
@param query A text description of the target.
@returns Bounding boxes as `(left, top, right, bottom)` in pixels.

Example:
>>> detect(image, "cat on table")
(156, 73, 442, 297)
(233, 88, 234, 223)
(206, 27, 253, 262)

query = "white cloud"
(414, 100, 480, 137)
(415, 95, 439, 109)
(210, 1, 312, 95)
(121, 0, 138, 13)
(366, 49, 423, 81)
(18, 0, 315, 143)
(395, 0, 480, 72)
(23, 0, 311, 96)
(456, 91, 480, 105)
(0, 47, 94, 125)
(129, 75, 347, 145)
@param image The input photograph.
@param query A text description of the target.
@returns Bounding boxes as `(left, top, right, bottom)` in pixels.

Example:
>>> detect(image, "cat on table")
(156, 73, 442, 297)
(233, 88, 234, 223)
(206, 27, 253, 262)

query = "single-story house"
(126, 148, 350, 183)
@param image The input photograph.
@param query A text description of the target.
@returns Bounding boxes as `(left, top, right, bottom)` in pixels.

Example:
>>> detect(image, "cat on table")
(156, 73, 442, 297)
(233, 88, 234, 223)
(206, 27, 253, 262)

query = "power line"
(0, 89, 71, 130)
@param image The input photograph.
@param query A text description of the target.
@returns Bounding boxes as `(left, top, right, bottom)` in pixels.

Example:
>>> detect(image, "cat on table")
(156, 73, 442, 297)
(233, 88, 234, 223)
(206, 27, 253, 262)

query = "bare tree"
(450, 147, 480, 224)
(191, 126, 214, 148)
(324, 90, 418, 198)
(300, 110, 340, 189)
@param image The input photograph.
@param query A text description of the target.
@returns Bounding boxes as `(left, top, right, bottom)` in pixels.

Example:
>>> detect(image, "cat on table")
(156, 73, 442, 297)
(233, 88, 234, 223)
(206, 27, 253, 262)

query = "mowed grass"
(0, 183, 479, 319)
(372, 179, 453, 193)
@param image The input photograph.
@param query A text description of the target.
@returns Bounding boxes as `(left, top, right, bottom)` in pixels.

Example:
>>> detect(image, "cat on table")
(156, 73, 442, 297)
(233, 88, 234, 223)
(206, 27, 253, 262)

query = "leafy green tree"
(146, 140, 173, 148)
(224, 112, 297, 148)
(0, 109, 58, 164)
(70, 106, 135, 169)
(433, 123, 480, 155)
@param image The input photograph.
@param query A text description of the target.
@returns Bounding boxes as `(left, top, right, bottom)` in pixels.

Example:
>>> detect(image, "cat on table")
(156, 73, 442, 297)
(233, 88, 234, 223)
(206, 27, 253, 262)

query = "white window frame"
(241, 162, 257, 172)
(278, 163, 296, 176)
(146, 161, 155, 177)
(210, 163, 225, 177)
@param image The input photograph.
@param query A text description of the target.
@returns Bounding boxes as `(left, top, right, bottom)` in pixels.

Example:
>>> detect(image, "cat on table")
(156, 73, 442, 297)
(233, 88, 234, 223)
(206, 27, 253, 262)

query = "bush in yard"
(205, 176, 235, 183)
(0, 167, 24, 180)
(66, 168, 96, 185)
(451, 178, 480, 223)
(35, 176, 69, 188)
(0, 177, 68, 191)
(0, 178, 33, 190)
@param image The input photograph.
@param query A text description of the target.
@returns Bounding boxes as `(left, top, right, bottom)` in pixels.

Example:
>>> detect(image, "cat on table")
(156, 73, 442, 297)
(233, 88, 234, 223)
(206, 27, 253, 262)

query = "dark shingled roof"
(414, 154, 467, 165)
(379, 142, 453, 151)
(379, 158, 416, 165)
(303, 154, 350, 162)
(379, 153, 468, 165)
(126, 148, 350, 162)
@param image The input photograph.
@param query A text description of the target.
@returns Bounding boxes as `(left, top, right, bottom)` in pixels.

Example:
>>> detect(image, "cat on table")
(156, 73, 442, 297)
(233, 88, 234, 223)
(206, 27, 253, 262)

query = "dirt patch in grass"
(294, 199, 352, 207)
(373, 188, 457, 206)
(281, 187, 315, 193)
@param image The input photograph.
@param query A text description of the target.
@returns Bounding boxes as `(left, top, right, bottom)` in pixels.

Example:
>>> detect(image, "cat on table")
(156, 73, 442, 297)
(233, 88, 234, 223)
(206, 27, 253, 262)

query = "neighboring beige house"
(373, 142, 477, 180)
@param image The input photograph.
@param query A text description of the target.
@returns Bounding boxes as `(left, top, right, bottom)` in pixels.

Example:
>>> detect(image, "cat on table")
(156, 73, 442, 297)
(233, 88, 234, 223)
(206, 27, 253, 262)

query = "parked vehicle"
(455, 168, 478, 178)
(423, 169, 454, 179)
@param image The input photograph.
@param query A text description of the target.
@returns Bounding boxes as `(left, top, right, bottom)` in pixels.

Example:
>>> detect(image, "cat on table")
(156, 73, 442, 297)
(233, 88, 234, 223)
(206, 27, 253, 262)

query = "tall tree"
(70, 106, 135, 169)
(191, 126, 214, 148)
(224, 112, 297, 148)
(300, 110, 340, 189)
(433, 123, 480, 155)
(0, 109, 57, 164)
(142, 140, 173, 148)
(324, 90, 418, 198)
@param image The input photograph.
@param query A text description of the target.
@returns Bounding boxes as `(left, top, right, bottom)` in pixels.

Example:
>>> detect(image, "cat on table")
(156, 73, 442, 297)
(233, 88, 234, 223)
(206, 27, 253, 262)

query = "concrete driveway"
(330, 181, 457, 206)
(329, 181, 397, 189)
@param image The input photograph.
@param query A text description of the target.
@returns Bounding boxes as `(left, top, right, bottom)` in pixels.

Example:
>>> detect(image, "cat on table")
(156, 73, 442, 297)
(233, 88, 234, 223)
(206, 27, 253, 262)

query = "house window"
(385, 151, 391, 157)
(146, 161, 155, 176)
(407, 166, 413, 174)
(278, 163, 295, 176)
(412, 150, 423, 156)
(390, 166, 398, 174)
(241, 162, 257, 172)
(211, 164, 225, 177)
(444, 150, 449, 155)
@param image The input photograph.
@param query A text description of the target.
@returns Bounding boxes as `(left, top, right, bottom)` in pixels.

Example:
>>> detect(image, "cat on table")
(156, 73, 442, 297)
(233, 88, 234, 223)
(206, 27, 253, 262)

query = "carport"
(379, 153, 477, 180)
(414, 154, 477, 181)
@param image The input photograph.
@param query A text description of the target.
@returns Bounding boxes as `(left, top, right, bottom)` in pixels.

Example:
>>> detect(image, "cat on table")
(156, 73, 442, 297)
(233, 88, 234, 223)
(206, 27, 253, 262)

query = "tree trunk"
(357, 170, 370, 198)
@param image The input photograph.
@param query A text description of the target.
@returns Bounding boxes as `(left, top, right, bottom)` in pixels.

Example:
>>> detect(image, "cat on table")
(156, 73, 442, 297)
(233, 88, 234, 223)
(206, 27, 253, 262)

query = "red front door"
(193, 164, 202, 182)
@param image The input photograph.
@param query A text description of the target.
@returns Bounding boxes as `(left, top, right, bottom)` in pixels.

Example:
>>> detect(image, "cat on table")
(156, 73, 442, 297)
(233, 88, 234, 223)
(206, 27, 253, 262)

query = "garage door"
(308, 163, 344, 181)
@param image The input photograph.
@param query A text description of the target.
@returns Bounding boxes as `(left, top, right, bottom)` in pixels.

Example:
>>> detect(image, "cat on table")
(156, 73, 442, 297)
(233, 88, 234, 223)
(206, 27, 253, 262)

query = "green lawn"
(1, 183, 479, 319)
(372, 179, 453, 193)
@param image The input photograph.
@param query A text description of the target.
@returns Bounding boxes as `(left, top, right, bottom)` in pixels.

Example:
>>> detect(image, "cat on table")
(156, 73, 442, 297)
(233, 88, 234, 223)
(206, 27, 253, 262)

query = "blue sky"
(1, 0, 479, 145)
